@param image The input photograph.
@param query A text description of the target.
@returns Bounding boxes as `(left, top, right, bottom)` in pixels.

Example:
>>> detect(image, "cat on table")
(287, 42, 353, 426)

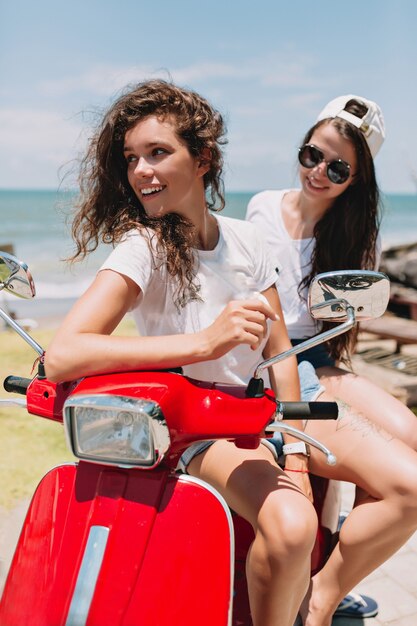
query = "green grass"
(0, 318, 137, 509)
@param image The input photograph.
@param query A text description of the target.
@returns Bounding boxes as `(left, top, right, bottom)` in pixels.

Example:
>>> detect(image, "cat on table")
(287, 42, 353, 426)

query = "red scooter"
(0, 251, 389, 626)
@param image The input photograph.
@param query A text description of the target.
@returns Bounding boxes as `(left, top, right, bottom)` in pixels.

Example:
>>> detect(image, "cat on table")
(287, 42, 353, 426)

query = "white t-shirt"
(246, 190, 318, 339)
(246, 189, 382, 340)
(100, 214, 277, 386)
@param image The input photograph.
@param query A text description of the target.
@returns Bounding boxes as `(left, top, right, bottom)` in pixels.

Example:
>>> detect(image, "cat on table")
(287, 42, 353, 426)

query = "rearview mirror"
(308, 270, 389, 322)
(0, 251, 36, 299)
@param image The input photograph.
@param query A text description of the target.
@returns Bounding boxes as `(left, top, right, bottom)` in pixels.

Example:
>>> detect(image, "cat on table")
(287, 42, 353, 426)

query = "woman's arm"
(45, 269, 278, 383)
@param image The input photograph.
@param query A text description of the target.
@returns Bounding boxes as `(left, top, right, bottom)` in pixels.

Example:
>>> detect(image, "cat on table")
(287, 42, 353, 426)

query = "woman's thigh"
(188, 439, 315, 529)
(317, 365, 417, 448)
(305, 392, 417, 499)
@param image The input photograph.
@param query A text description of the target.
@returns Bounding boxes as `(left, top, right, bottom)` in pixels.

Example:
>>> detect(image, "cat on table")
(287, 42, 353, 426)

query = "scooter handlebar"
(4, 376, 31, 396)
(277, 401, 338, 420)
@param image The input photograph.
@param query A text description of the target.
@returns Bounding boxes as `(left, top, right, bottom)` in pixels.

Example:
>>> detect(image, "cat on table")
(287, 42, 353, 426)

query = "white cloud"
(0, 109, 85, 188)
(38, 64, 156, 98)
(1, 55, 415, 193)
(36, 63, 221, 100)
(36, 53, 317, 102)
(37, 62, 244, 100)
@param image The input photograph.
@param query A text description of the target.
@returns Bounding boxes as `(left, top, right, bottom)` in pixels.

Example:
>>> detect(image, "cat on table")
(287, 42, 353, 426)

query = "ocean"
(0, 189, 416, 314)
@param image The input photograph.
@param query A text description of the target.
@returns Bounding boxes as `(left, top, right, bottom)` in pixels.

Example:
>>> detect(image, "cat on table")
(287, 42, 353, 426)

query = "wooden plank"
(389, 286, 417, 321)
(360, 315, 417, 347)
(351, 348, 417, 407)
(0, 244, 15, 255)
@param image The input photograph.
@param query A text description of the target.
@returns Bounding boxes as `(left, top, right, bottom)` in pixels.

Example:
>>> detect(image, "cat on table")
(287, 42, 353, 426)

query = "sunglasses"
(298, 144, 351, 185)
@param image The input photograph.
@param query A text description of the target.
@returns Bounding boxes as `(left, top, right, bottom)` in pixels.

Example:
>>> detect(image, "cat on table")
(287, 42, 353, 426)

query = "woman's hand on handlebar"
(200, 299, 278, 361)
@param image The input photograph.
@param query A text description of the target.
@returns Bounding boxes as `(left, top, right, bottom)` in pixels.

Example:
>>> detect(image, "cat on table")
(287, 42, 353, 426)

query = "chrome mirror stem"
(254, 303, 355, 380)
(0, 308, 44, 356)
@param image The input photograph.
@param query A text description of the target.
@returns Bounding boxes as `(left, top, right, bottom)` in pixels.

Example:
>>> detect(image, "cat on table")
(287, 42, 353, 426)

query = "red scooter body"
(0, 371, 340, 626)
(0, 251, 391, 626)
(1, 464, 235, 626)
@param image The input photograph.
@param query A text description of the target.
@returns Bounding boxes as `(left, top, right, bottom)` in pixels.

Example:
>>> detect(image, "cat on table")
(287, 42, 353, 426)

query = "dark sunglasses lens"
(298, 145, 322, 168)
(327, 161, 350, 184)
(299, 145, 350, 184)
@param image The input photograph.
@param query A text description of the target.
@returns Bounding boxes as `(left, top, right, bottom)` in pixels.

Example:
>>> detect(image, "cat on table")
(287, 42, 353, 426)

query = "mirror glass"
(308, 270, 390, 322)
(0, 251, 36, 299)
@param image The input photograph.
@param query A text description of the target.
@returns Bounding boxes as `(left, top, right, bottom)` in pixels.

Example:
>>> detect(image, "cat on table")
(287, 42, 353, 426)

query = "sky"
(1, 0, 417, 194)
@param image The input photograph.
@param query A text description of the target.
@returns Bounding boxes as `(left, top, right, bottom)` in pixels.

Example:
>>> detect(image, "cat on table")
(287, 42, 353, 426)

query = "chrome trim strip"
(179, 475, 234, 626)
(65, 525, 109, 626)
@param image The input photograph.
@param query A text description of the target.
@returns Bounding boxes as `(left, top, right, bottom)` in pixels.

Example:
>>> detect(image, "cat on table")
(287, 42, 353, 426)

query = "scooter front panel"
(0, 462, 170, 626)
(0, 465, 234, 626)
(121, 474, 234, 626)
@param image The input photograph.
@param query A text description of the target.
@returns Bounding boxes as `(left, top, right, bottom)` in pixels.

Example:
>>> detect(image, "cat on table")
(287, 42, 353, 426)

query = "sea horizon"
(0, 186, 416, 196)
(1, 188, 416, 309)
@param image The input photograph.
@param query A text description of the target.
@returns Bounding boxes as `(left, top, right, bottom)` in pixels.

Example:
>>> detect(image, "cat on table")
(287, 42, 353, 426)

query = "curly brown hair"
(70, 79, 227, 307)
(299, 99, 382, 363)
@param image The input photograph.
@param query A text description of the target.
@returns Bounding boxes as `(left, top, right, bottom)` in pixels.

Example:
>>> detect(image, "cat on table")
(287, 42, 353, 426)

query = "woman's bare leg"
(301, 393, 417, 626)
(317, 365, 417, 449)
(188, 440, 318, 626)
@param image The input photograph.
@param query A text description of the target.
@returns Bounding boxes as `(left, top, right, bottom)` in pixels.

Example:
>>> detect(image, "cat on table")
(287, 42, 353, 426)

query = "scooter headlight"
(63, 394, 171, 468)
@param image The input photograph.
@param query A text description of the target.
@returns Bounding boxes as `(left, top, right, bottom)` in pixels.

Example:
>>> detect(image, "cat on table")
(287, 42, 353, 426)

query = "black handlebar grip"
(278, 401, 338, 420)
(3, 376, 31, 396)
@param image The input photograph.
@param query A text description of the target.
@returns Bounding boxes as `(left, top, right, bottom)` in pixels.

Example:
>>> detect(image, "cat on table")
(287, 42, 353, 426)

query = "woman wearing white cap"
(246, 96, 417, 625)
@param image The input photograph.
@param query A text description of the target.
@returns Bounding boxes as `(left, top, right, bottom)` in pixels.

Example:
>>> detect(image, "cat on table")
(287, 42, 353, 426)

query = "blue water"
(0, 189, 416, 300)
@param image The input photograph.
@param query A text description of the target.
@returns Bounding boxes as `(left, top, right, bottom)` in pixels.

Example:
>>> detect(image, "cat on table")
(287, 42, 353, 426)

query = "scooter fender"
(0, 462, 234, 626)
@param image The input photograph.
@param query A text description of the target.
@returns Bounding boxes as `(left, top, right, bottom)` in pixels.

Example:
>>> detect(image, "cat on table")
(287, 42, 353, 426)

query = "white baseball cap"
(316, 95, 385, 158)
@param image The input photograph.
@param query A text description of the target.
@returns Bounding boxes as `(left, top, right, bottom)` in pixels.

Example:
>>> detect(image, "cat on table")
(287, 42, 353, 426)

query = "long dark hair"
(299, 99, 382, 362)
(70, 79, 227, 306)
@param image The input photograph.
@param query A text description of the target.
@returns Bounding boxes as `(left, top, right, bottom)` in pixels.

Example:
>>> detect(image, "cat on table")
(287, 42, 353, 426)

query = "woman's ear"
(197, 147, 212, 176)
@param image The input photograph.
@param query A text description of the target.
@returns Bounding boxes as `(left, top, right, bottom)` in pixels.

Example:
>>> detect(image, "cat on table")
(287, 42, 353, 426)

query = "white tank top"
(246, 189, 320, 338)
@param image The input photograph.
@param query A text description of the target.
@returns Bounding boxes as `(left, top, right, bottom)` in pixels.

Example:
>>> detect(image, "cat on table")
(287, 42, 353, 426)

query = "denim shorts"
(291, 339, 336, 369)
(178, 361, 325, 472)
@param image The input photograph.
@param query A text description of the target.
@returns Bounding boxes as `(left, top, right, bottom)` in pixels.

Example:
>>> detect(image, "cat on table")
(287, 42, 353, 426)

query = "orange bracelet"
(284, 468, 309, 474)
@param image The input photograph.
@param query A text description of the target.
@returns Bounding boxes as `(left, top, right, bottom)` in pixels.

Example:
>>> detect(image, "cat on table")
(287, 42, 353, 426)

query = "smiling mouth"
(307, 176, 326, 190)
(140, 185, 165, 198)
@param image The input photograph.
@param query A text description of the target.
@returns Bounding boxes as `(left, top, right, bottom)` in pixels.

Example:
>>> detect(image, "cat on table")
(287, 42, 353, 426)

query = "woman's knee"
(375, 454, 417, 527)
(395, 465, 417, 513)
(257, 493, 318, 559)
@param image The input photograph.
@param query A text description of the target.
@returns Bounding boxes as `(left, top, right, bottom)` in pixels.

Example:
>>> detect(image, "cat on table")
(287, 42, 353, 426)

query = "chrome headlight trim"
(63, 394, 171, 469)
